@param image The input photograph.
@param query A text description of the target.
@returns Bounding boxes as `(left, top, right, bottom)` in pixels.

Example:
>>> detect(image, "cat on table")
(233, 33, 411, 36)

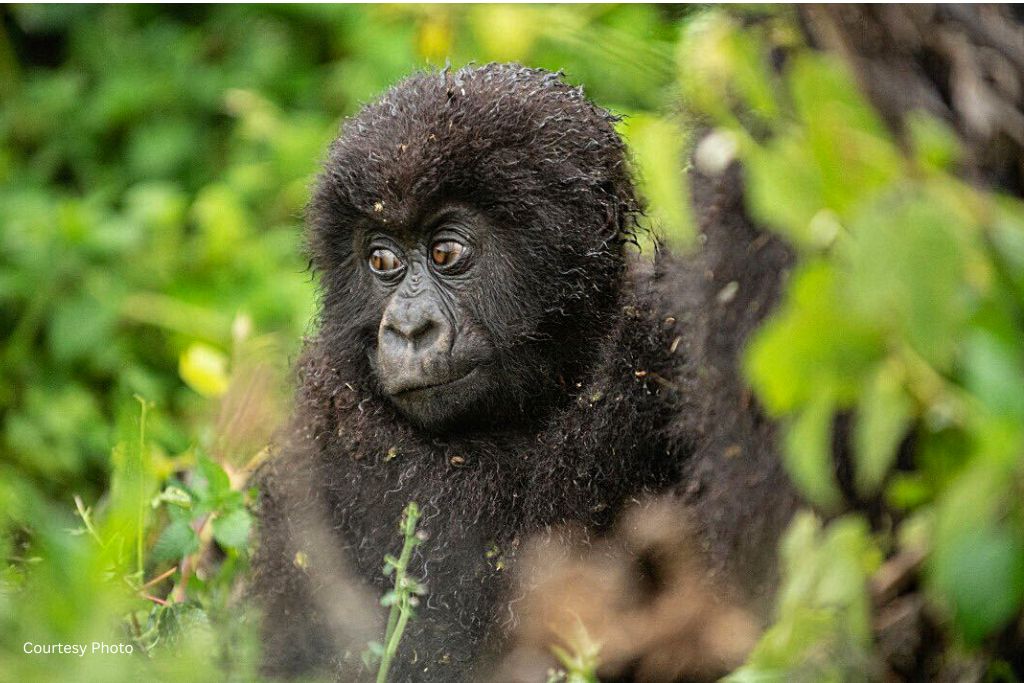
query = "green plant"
(361, 502, 427, 683)
(1, 393, 262, 681)
(683, 7, 1024, 675)
(548, 620, 601, 683)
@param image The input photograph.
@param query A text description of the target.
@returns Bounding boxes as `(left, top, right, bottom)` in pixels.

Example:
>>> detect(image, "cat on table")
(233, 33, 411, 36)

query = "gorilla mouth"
(389, 367, 479, 398)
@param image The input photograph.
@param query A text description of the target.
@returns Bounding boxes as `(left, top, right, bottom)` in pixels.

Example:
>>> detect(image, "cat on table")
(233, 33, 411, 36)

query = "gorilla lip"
(389, 367, 478, 397)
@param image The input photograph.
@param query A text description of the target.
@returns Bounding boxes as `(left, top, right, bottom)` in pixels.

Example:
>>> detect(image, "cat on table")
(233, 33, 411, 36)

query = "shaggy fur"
(252, 63, 798, 681)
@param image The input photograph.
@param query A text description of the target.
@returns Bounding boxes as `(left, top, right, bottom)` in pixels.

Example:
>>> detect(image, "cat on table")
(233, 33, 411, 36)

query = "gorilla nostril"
(398, 319, 434, 347)
(384, 316, 442, 352)
(411, 319, 441, 351)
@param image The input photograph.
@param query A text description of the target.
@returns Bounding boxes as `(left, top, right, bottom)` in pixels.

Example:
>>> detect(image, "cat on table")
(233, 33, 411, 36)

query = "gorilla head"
(308, 64, 641, 430)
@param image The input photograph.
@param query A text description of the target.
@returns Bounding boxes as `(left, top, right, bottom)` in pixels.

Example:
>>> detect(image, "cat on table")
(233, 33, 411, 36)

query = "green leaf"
(617, 113, 692, 245)
(845, 188, 972, 367)
(212, 508, 252, 550)
(932, 524, 1024, 645)
(734, 513, 878, 681)
(153, 601, 212, 645)
(930, 460, 1024, 643)
(195, 453, 231, 503)
(104, 397, 158, 575)
(884, 473, 931, 511)
(854, 362, 912, 496)
(47, 291, 116, 365)
(789, 54, 902, 217)
(991, 196, 1024, 289)
(191, 183, 249, 264)
(745, 262, 883, 414)
(745, 134, 827, 245)
(907, 112, 960, 171)
(179, 343, 230, 398)
(962, 329, 1024, 420)
(678, 10, 778, 126)
(153, 485, 193, 510)
(152, 519, 199, 563)
(783, 399, 842, 512)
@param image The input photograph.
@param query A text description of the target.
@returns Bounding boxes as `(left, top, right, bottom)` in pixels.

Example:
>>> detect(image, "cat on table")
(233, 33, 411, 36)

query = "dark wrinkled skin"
(366, 205, 515, 430)
(252, 63, 799, 681)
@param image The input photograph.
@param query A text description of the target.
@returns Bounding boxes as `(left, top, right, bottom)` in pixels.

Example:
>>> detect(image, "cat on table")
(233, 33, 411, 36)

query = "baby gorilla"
(253, 63, 794, 681)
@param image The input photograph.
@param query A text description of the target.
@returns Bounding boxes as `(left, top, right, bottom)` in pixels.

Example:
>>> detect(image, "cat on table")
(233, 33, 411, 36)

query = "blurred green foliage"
(0, 5, 689, 680)
(685, 9, 1024, 676)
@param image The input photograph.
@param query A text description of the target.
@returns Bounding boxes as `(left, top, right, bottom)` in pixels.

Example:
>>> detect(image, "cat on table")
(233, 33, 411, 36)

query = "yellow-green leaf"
(179, 343, 229, 398)
(855, 361, 912, 496)
(784, 399, 842, 512)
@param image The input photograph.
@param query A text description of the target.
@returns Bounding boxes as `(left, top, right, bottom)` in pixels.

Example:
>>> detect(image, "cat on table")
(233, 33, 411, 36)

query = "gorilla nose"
(377, 296, 454, 394)
(381, 302, 443, 351)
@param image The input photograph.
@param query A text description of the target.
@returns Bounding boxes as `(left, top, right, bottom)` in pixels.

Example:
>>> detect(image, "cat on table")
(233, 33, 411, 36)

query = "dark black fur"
(252, 63, 797, 681)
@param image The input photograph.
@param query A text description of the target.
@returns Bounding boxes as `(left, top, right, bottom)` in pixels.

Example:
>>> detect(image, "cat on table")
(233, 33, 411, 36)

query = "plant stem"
(73, 495, 105, 546)
(134, 396, 149, 579)
(141, 566, 177, 589)
(376, 502, 421, 683)
(380, 597, 413, 683)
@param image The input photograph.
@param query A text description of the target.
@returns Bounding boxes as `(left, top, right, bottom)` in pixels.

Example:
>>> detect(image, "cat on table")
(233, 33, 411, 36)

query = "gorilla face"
(308, 65, 641, 433)
(361, 205, 498, 429)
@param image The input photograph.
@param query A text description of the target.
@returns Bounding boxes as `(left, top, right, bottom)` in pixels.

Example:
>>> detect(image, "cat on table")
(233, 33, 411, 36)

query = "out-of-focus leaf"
(195, 453, 231, 503)
(153, 485, 192, 510)
(732, 513, 878, 681)
(963, 329, 1024, 420)
(783, 398, 841, 512)
(470, 6, 539, 62)
(153, 601, 212, 645)
(47, 291, 116, 365)
(907, 112, 960, 171)
(745, 262, 883, 414)
(151, 519, 199, 563)
(212, 508, 252, 550)
(991, 196, 1024, 290)
(191, 184, 249, 265)
(930, 461, 1024, 644)
(745, 134, 826, 246)
(845, 189, 972, 367)
(932, 524, 1024, 645)
(744, 53, 904, 247)
(104, 398, 158, 575)
(179, 343, 229, 398)
(885, 473, 931, 511)
(790, 54, 902, 216)
(618, 113, 692, 245)
(854, 361, 912, 496)
(679, 11, 778, 127)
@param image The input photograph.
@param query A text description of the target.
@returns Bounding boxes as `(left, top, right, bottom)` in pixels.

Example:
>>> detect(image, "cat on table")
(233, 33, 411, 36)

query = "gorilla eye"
(431, 241, 465, 268)
(369, 248, 403, 274)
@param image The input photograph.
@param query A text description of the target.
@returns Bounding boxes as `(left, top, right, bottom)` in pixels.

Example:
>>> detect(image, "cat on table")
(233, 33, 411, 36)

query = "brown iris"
(431, 241, 465, 268)
(369, 248, 402, 273)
